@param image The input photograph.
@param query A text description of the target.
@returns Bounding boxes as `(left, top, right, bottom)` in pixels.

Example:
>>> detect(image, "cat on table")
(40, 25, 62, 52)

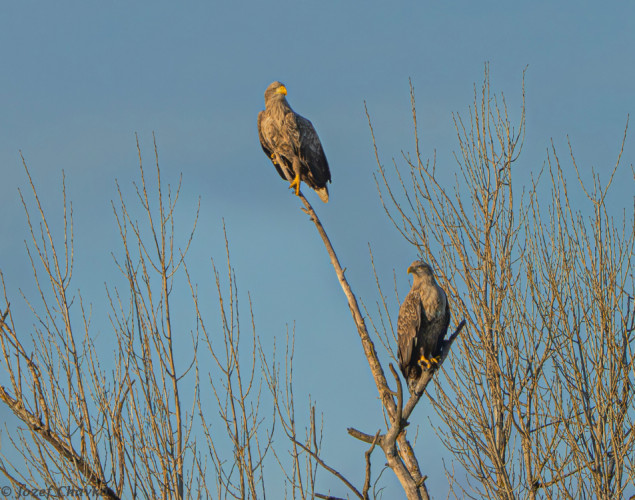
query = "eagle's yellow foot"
(419, 354, 441, 370)
(289, 173, 301, 196)
(270, 153, 278, 165)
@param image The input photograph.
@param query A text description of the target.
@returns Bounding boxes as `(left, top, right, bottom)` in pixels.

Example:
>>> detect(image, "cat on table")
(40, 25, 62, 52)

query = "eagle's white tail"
(316, 186, 329, 203)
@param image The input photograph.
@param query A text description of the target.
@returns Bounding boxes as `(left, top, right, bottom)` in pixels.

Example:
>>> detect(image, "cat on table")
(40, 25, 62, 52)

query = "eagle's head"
(264, 81, 288, 106)
(407, 260, 435, 284)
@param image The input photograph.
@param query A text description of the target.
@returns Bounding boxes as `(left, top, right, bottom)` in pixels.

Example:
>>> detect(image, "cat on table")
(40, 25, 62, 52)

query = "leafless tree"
(1, 67, 632, 500)
(523, 137, 635, 499)
(0, 138, 275, 499)
(1, 133, 446, 499)
(373, 65, 634, 499)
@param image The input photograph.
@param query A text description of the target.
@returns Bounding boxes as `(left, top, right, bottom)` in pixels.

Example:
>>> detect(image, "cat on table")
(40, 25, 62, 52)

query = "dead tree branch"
(298, 191, 440, 500)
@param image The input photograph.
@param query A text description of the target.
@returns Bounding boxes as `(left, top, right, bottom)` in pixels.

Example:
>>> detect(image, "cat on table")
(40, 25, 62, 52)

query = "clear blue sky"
(1, 1, 633, 497)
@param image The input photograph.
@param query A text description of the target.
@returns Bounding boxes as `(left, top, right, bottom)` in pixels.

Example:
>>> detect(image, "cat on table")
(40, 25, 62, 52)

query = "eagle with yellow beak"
(257, 81, 331, 202)
(397, 261, 451, 390)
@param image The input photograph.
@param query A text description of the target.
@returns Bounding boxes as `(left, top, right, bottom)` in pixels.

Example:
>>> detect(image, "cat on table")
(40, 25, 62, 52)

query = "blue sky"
(1, 1, 634, 497)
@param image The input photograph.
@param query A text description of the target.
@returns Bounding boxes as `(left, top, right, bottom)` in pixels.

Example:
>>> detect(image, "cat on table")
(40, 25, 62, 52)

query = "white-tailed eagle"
(397, 261, 451, 388)
(258, 81, 331, 202)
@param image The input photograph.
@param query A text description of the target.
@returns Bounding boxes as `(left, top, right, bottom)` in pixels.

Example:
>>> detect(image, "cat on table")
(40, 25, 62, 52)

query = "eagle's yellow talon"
(418, 355, 429, 370)
(418, 354, 440, 371)
(289, 173, 301, 196)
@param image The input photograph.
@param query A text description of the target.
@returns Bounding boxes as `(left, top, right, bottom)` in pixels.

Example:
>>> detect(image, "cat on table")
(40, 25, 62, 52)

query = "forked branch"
(297, 191, 457, 500)
(347, 319, 466, 445)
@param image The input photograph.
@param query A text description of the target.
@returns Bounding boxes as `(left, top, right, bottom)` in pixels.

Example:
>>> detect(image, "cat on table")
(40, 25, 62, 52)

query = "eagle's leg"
(289, 158, 302, 196)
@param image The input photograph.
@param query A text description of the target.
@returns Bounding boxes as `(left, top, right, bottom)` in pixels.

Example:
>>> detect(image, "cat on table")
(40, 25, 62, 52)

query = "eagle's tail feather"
(316, 185, 329, 203)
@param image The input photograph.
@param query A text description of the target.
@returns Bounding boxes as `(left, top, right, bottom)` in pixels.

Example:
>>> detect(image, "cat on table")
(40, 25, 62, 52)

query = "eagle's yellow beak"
(407, 264, 415, 274)
(276, 85, 287, 96)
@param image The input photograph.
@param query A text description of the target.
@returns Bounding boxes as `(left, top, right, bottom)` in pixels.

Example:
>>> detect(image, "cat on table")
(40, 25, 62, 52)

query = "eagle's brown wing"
(282, 112, 331, 192)
(434, 291, 451, 356)
(397, 288, 424, 380)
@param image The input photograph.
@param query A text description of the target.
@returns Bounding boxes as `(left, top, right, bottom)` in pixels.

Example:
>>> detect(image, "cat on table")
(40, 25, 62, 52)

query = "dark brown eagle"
(257, 81, 331, 202)
(397, 261, 451, 389)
